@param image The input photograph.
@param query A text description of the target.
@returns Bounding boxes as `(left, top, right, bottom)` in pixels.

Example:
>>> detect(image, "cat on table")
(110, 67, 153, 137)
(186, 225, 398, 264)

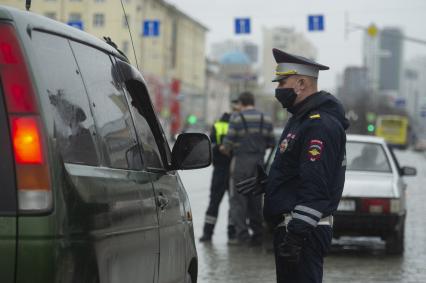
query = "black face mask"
(275, 88, 297, 108)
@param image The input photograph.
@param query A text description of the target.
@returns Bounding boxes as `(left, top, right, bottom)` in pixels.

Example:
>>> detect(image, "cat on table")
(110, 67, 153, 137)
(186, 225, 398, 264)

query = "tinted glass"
(32, 32, 99, 165)
(0, 82, 17, 214)
(346, 141, 391, 173)
(123, 88, 164, 169)
(71, 42, 142, 169)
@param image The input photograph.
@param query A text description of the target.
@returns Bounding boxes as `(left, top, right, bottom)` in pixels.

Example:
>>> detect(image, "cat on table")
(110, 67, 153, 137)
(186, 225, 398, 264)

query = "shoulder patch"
(309, 114, 321, 119)
(307, 140, 323, 161)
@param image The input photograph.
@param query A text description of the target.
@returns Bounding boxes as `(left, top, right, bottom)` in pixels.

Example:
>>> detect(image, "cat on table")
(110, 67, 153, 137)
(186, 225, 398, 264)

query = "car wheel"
(385, 226, 404, 255)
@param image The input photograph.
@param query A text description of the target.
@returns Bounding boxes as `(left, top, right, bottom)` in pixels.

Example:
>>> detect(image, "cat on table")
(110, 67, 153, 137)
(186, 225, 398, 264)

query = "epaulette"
(309, 113, 321, 119)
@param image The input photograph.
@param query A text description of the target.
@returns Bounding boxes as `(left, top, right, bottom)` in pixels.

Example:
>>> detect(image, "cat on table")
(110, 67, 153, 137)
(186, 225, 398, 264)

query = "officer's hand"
(278, 232, 305, 264)
(236, 164, 268, 196)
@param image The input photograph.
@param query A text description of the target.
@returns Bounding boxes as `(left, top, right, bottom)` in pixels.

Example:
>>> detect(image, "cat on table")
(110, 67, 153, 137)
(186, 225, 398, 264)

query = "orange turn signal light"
(10, 116, 43, 164)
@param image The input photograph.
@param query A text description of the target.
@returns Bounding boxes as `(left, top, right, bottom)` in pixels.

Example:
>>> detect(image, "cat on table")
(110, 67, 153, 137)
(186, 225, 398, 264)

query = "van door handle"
(157, 193, 169, 210)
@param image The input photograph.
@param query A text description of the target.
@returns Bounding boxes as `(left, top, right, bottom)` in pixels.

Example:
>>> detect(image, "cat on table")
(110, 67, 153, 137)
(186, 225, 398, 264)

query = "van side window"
(123, 86, 164, 169)
(70, 42, 142, 170)
(31, 31, 99, 166)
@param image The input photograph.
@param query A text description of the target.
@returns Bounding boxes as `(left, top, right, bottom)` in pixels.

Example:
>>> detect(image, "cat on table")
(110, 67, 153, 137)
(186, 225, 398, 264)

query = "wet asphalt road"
(179, 149, 426, 283)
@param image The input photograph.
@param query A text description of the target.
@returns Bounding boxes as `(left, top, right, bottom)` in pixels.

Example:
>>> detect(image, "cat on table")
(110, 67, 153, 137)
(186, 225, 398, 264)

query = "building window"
(93, 13, 105, 27)
(122, 14, 130, 28)
(69, 13, 82, 22)
(44, 12, 57, 20)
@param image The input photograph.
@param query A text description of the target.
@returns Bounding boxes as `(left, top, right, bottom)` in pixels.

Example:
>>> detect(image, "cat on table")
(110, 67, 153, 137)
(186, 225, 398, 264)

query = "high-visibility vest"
(214, 121, 229, 144)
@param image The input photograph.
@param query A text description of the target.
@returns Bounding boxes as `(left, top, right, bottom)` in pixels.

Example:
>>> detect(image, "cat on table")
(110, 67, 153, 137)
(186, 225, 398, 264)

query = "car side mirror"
(171, 133, 211, 170)
(401, 166, 416, 176)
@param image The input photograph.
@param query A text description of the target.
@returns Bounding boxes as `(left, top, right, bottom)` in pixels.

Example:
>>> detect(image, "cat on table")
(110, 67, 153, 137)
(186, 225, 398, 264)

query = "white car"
(334, 134, 417, 254)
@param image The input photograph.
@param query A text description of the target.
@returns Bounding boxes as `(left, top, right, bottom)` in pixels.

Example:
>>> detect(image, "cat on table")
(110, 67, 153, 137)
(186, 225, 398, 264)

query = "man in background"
(199, 100, 240, 242)
(222, 92, 275, 246)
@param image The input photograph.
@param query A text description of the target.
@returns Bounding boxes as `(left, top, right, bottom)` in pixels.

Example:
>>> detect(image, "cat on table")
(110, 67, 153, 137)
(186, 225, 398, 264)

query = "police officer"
(237, 48, 349, 282)
(199, 101, 241, 242)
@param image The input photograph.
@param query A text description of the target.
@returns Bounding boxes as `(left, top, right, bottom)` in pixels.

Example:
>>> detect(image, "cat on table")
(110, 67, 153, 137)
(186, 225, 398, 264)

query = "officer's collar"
(288, 92, 321, 118)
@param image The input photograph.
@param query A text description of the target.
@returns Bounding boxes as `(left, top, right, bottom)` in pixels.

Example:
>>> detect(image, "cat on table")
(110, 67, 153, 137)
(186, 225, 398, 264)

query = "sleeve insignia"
(280, 133, 297, 154)
(279, 138, 289, 153)
(309, 114, 321, 119)
(308, 140, 323, 161)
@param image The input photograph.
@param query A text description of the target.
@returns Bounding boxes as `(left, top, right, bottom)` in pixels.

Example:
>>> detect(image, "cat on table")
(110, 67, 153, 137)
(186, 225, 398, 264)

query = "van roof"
(0, 4, 125, 60)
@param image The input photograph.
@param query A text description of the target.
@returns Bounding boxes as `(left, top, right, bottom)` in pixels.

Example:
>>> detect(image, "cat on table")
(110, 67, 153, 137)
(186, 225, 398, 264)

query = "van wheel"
(385, 226, 404, 255)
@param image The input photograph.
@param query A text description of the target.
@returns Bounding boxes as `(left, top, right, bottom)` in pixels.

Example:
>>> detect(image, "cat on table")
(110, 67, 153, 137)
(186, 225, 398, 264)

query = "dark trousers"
(203, 164, 234, 237)
(230, 186, 263, 240)
(230, 155, 264, 241)
(273, 225, 332, 283)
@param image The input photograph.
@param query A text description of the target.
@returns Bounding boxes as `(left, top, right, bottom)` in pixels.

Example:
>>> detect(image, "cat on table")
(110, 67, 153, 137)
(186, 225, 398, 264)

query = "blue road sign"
(235, 18, 251, 34)
(68, 21, 83, 30)
(308, 15, 324, 31)
(143, 20, 160, 37)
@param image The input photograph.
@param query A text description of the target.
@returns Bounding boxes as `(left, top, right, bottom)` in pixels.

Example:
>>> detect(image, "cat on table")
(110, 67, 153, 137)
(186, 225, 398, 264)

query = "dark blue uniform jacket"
(264, 91, 349, 237)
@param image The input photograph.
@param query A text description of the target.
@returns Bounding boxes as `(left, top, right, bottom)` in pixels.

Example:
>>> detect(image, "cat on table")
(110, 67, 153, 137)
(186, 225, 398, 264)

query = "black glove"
(277, 232, 306, 264)
(235, 164, 268, 196)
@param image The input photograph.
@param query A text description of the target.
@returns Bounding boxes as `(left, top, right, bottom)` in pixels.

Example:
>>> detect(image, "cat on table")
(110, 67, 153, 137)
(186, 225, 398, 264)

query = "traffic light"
(187, 114, 197, 125)
(367, 124, 375, 133)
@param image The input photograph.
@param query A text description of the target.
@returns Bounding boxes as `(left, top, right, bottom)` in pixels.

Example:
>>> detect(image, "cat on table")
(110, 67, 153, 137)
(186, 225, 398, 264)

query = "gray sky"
(167, 0, 426, 91)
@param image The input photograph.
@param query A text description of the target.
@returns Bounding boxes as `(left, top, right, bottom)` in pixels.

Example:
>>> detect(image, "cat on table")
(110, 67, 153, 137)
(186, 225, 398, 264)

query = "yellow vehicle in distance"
(375, 115, 409, 149)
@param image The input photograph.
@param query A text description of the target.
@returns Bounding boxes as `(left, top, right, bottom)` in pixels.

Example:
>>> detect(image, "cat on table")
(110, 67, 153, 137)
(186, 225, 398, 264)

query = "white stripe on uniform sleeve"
(292, 212, 318, 227)
(294, 205, 323, 219)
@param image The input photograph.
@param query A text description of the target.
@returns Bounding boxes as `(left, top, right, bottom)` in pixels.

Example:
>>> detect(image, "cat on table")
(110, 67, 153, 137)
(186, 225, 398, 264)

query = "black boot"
(227, 225, 236, 240)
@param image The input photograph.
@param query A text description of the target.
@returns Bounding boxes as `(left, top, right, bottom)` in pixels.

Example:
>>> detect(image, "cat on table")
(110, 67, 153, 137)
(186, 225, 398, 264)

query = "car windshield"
(346, 141, 392, 173)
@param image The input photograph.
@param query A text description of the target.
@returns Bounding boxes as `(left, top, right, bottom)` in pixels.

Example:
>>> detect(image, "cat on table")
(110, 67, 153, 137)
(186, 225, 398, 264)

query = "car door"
(70, 41, 160, 283)
(0, 65, 18, 283)
(118, 76, 187, 283)
(151, 172, 187, 283)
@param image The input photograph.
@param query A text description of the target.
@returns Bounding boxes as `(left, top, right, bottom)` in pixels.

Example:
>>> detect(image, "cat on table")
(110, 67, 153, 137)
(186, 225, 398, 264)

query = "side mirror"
(171, 133, 211, 170)
(401, 166, 417, 176)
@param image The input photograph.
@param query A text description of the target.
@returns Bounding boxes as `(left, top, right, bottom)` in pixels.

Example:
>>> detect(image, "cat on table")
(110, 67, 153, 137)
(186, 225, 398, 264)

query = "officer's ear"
(296, 78, 306, 91)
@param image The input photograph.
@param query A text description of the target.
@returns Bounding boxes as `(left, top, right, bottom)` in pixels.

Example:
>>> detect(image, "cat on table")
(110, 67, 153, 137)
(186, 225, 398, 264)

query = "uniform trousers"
(203, 164, 234, 237)
(273, 225, 332, 283)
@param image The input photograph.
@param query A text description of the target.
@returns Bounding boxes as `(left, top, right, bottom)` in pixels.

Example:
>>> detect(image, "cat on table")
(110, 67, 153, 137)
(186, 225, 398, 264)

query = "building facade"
(210, 39, 259, 65)
(401, 57, 426, 134)
(363, 27, 404, 97)
(340, 66, 369, 105)
(204, 60, 231, 125)
(378, 28, 404, 93)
